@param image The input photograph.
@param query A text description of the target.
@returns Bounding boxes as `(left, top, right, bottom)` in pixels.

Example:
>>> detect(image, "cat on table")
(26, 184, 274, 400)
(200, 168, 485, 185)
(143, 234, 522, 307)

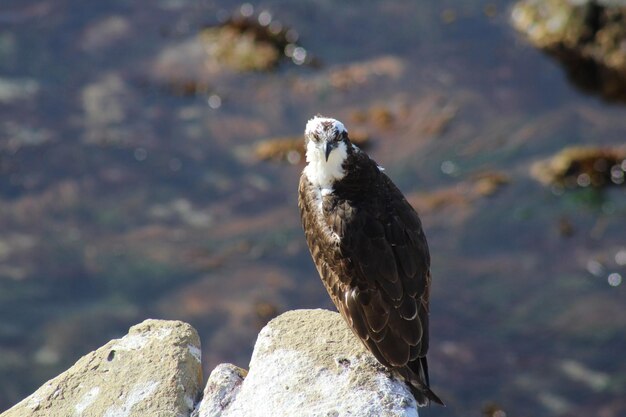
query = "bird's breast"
(312, 194, 348, 248)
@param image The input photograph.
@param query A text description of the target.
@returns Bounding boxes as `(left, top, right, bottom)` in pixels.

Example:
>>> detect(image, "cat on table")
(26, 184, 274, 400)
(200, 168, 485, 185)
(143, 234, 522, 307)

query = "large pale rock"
(197, 309, 418, 417)
(2, 319, 202, 417)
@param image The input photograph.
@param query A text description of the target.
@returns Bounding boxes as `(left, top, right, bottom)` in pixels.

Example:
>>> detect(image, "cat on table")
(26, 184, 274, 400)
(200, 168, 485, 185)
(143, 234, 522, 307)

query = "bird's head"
(304, 115, 351, 161)
(303, 116, 352, 188)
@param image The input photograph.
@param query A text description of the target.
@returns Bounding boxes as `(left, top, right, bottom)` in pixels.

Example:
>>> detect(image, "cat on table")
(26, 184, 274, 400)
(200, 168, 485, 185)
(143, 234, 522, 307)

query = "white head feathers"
(305, 116, 346, 139)
(303, 116, 349, 190)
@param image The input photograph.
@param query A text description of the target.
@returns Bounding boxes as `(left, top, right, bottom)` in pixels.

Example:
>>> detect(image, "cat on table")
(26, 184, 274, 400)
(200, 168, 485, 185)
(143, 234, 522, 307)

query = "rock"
(531, 146, 626, 188)
(1, 319, 203, 417)
(198, 10, 314, 72)
(471, 171, 510, 197)
(198, 23, 281, 73)
(150, 9, 314, 96)
(196, 309, 419, 417)
(511, 0, 626, 101)
(292, 56, 406, 94)
(404, 170, 510, 229)
(193, 364, 247, 417)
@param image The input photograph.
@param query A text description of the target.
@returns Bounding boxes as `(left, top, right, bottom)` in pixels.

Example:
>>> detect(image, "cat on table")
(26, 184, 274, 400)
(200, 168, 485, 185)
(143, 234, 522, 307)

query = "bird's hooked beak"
(324, 141, 335, 162)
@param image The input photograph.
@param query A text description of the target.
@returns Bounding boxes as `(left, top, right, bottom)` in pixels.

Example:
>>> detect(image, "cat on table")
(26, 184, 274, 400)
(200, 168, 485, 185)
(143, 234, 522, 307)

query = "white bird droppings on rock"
(188, 344, 202, 362)
(75, 386, 100, 415)
(103, 380, 160, 417)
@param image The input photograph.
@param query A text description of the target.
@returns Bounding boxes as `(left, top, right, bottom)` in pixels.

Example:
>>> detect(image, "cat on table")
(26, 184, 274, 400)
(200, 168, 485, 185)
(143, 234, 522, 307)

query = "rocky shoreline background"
(1, 310, 421, 417)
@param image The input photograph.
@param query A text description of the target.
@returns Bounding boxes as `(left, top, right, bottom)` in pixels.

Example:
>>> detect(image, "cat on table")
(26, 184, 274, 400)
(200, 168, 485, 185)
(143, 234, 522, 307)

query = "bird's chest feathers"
(303, 140, 347, 190)
(307, 186, 341, 243)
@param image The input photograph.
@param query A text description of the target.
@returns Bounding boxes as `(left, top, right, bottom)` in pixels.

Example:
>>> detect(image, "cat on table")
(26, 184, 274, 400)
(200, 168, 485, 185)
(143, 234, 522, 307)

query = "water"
(1, 0, 625, 415)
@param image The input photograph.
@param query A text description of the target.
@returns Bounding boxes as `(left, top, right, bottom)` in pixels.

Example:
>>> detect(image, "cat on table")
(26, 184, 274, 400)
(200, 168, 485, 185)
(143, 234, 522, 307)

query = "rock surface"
(2, 312, 421, 417)
(531, 146, 626, 188)
(1, 319, 203, 417)
(512, 0, 626, 101)
(196, 309, 419, 417)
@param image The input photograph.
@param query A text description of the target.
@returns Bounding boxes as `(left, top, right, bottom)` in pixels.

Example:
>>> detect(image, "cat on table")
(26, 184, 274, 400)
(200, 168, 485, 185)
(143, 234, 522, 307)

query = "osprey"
(298, 116, 443, 406)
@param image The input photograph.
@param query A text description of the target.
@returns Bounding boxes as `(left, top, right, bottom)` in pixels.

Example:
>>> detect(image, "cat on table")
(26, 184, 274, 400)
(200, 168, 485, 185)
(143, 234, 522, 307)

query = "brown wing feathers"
(343, 206, 425, 361)
(298, 156, 444, 406)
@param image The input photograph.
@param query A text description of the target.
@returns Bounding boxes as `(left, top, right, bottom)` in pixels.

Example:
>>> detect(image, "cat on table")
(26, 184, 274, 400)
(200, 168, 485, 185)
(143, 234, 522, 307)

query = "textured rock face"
(197, 309, 419, 417)
(3, 312, 420, 417)
(193, 364, 247, 417)
(1, 319, 203, 417)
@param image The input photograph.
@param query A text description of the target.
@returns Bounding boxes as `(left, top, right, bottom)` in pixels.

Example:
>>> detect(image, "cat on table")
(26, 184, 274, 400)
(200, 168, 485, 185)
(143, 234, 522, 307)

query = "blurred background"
(1, 0, 625, 415)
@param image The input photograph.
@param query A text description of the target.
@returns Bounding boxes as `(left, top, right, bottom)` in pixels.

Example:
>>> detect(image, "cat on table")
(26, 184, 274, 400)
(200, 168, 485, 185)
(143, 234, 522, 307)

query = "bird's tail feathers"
(410, 384, 445, 407)
(402, 358, 445, 407)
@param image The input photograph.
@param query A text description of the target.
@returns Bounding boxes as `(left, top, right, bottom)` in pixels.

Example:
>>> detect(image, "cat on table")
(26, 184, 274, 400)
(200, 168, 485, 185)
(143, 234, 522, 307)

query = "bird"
(298, 115, 444, 406)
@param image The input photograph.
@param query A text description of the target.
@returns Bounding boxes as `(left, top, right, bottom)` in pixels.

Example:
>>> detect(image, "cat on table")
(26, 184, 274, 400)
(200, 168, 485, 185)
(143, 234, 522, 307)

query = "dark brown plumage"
(298, 116, 443, 406)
